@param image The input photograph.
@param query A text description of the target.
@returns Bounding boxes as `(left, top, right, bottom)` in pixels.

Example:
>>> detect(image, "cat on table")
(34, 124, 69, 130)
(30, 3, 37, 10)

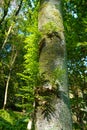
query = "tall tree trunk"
(35, 0, 72, 130)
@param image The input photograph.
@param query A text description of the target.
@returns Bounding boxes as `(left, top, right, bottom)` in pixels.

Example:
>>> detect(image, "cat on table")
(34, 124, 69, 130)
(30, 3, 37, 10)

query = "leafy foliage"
(15, 3, 41, 114)
(0, 109, 28, 130)
(63, 0, 87, 129)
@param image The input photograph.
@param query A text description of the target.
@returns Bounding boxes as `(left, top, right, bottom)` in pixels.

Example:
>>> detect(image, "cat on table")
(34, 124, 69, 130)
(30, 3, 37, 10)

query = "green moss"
(52, 67, 66, 82)
(55, 3, 62, 11)
(39, 2, 64, 38)
(40, 2, 48, 9)
(42, 22, 62, 34)
(42, 22, 57, 33)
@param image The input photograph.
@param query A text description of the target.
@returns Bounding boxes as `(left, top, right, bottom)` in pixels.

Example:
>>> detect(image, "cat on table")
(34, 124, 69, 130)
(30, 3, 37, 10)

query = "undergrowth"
(0, 109, 28, 130)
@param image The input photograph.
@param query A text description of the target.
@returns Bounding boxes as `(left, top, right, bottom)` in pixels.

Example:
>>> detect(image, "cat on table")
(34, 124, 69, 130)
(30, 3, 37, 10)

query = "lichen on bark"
(35, 0, 72, 130)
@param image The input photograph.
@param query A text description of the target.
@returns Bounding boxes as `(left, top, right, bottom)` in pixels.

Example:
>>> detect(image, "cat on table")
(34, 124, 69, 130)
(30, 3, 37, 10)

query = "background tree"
(63, 0, 87, 129)
(0, 0, 24, 109)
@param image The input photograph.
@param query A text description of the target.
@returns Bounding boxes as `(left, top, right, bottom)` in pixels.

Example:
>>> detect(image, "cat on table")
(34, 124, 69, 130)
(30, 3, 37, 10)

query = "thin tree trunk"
(3, 72, 11, 109)
(35, 0, 72, 130)
(2, 24, 13, 49)
(3, 49, 17, 109)
(2, 0, 22, 109)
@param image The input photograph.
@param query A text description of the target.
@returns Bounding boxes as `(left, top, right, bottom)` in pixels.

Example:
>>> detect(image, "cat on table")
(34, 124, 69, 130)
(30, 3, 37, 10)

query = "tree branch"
(0, 0, 10, 25)
(15, 0, 23, 16)
(1, 0, 23, 49)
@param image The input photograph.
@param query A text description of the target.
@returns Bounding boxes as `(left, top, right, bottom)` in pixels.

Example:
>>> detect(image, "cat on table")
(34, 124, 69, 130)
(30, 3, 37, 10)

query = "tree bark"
(35, 0, 72, 130)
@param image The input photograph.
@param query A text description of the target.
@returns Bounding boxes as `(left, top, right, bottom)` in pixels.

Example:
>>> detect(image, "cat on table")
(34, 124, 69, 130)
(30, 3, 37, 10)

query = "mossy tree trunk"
(35, 0, 72, 130)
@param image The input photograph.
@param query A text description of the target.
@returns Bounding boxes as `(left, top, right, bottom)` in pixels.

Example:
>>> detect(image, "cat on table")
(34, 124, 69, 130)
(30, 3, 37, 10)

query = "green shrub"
(0, 110, 28, 130)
